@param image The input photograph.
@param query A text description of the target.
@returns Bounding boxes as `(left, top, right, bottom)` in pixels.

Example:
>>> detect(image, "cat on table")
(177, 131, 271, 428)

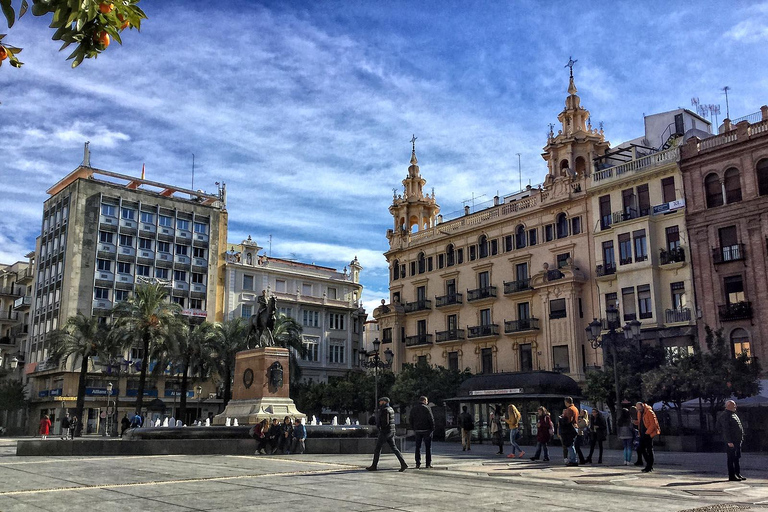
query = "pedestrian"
(267, 418, 282, 454)
(562, 397, 579, 466)
(505, 404, 525, 458)
(489, 405, 504, 455)
(69, 415, 79, 439)
(290, 418, 307, 454)
(120, 413, 131, 437)
(630, 405, 644, 466)
(130, 411, 143, 429)
(250, 419, 269, 454)
(636, 401, 660, 473)
(575, 409, 589, 464)
(60, 413, 71, 440)
(530, 406, 553, 461)
(458, 405, 475, 451)
(366, 397, 408, 472)
(409, 396, 435, 468)
(279, 416, 294, 454)
(39, 414, 51, 440)
(716, 400, 745, 481)
(617, 407, 634, 465)
(585, 408, 607, 464)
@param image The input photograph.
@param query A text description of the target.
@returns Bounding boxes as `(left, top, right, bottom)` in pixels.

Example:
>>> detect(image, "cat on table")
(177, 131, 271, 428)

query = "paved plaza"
(0, 437, 766, 511)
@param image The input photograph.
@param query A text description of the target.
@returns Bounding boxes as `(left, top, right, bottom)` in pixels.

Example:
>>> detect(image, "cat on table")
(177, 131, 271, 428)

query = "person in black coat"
(717, 400, 745, 481)
(267, 418, 282, 454)
(366, 397, 408, 471)
(278, 416, 294, 454)
(409, 396, 435, 468)
(586, 409, 607, 464)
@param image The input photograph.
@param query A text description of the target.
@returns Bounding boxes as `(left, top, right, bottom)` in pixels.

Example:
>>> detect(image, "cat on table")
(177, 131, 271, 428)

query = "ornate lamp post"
(106, 382, 113, 436)
(585, 307, 642, 411)
(359, 338, 394, 412)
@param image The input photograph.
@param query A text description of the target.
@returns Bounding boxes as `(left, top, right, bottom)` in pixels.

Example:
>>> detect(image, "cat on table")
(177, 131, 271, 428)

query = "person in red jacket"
(636, 401, 660, 473)
(530, 406, 553, 461)
(39, 414, 52, 440)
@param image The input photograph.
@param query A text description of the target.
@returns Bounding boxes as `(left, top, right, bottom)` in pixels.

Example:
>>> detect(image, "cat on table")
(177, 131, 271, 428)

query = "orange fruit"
(94, 31, 110, 49)
(117, 13, 130, 29)
(0, 47, 7, 61)
(99, 2, 114, 13)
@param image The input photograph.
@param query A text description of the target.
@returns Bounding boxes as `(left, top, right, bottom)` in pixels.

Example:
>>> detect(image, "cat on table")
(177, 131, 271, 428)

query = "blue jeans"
(532, 441, 549, 460)
(509, 428, 523, 454)
(622, 439, 633, 462)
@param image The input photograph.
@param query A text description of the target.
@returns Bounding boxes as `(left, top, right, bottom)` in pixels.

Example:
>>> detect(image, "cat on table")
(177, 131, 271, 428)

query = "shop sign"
(652, 198, 685, 214)
(164, 390, 194, 398)
(469, 388, 523, 396)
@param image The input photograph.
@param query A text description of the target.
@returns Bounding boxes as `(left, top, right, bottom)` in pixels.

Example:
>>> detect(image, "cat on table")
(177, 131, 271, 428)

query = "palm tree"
(167, 320, 216, 423)
(271, 314, 306, 385)
(112, 283, 180, 414)
(212, 318, 250, 405)
(47, 313, 116, 436)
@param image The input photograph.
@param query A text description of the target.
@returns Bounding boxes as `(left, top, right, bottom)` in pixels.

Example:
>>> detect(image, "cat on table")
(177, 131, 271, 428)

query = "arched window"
(705, 173, 724, 208)
(724, 167, 742, 203)
(556, 213, 569, 239)
(246, 253, 252, 265)
(515, 225, 526, 249)
(446, 244, 455, 267)
(730, 328, 751, 358)
(392, 260, 400, 280)
(479, 235, 488, 258)
(757, 159, 768, 196)
(418, 252, 426, 274)
(574, 156, 586, 175)
(559, 159, 570, 176)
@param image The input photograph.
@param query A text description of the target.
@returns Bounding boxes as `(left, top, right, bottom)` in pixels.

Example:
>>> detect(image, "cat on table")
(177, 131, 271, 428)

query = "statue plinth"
(213, 347, 305, 425)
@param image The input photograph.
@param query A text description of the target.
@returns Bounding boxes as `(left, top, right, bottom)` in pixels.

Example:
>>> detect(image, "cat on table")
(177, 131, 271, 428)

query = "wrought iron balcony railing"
(503, 278, 532, 294)
(403, 299, 432, 313)
(467, 286, 497, 301)
(467, 324, 499, 338)
(435, 293, 463, 308)
(718, 301, 753, 321)
(504, 318, 540, 333)
(660, 247, 686, 265)
(712, 244, 745, 264)
(665, 308, 691, 323)
(435, 329, 465, 343)
(404, 334, 433, 347)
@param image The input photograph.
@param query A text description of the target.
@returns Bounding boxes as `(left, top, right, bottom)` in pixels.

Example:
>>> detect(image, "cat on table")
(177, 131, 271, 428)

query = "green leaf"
(104, 23, 120, 44)
(19, 0, 28, 18)
(31, 2, 49, 16)
(1, 0, 15, 29)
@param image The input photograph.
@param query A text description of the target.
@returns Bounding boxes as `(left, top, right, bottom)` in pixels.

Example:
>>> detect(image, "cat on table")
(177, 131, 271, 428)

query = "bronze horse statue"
(249, 293, 277, 347)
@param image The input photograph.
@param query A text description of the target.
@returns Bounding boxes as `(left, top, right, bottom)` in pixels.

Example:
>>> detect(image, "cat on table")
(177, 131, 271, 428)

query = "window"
(117, 262, 131, 274)
(155, 268, 169, 279)
(469, 245, 476, 261)
(448, 351, 459, 371)
(139, 238, 153, 250)
(622, 188, 636, 218)
(552, 345, 570, 373)
(504, 235, 514, 252)
(174, 270, 187, 281)
(437, 254, 445, 269)
(515, 225, 526, 249)
(445, 278, 456, 298)
(550, 298, 566, 319)
(528, 228, 537, 246)
(730, 328, 751, 358)
(638, 284, 652, 319)
(724, 168, 742, 204)
(705, 173, 724, 208)
(329, 313, 345, 330)
(519, 343, 532, 372)
(446, 244, 455, 266)
(718, 226, 741, 261)
(478, 271, 490, 289)
(489, 239, 498, 256)
(279, 307, 293, 318)
(177, 219, 190, 231)
(241, 305, 252, 318)
(194, 222, 207, 234)
(157, 241, 171, 253)
(302, 283, 313, 296)
(633, 229, 647, 262)
(637, 184, 650, 215)
(605, 292, 618, 314)
(757, 159, 768, 196)
(329, 344, 345, 364)
(481, 348, 493, 374)
(599, 195, 612, 229)
(478, 236, 488, 258)
(172, 296, 185, 307)
(666, 226, 680, 251)
(119, 234, 133, 247)
(189, 298, 203, 310)
(302, 309, 319, 327)
(571, 216, 582, 235)
(121, 208, 135, 220)
(661, 177, 675, 203)
(671, 282, 686, 310)
(99, 231, 114, 244)
(101, 204, 116, 217)
(392, 260, 400, 280)
(97, 259, 111, 272)
(724, 275, 745, 305)
(243, 275, 253, 290)
(114, 290, 130, 302)
(515, 263, 528, 282)
(193, 247, 205, 259)
(556, 213, 568, 238)
(446, 313, 458, 332)
(622, 287, 636, 321)
(518, 302, 530, 320)
(602, 241, 615, 269)
(457, 248, 464, 264)
(418, 252, 426, 273)
(480, 308, 492, 326)
(556, 253, 570, 269)
(159, 215, 173, 227)
(94, 288, 109, 300)
(176, 244, 189, 256)
(545, 224, 554, 242)
(191, 273, 204, 284)
(302, 336, 320, 362)
(140, 211, 154, 224)
(136, 265, 150, 277)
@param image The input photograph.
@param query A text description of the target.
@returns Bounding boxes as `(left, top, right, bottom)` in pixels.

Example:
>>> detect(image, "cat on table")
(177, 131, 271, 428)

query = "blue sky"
(2, 1, 767, 314)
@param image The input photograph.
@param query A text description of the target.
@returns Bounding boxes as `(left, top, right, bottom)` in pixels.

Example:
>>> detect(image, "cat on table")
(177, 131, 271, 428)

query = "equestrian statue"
(249, 289, 277, 347)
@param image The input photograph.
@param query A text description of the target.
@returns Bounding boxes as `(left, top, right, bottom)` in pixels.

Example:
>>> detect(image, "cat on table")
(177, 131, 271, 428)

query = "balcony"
(0, 311, 19, 321)
(546, 269, 564, 281)
(595, 263, 616, 277)
(665, 308, 691, 323)
(712, 244, 745, 264)
(467, 286, 497, 302)
(404, 299, 432, 313)
(435, 329, 465, 343)
(139, 223, 157, 235)
(611, 208, 650, 226)
(467, 324, 499, 339)
(660, 247, 686, 265)
(13, 296, 32, 310)
(619, 257, 633, 266)
(504, 318, 540, 333)
(405, 334, 433, 347)
(504, 278, 532, 294)
(435, 293, 463, 307)
(0, 286, 23, 297)
(719, 301, 753, 321)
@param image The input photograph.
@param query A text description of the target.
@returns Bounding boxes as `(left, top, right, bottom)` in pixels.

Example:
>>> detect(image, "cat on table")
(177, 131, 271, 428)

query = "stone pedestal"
(213, 347, 305, 425)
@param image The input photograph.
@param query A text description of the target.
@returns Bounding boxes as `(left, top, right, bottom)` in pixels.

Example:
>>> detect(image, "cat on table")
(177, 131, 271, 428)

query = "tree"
(47, 313, 117, 435)
(166, 320, 216, 423)
(1, 0, 146, 68)
(642, 353, 698, 432)
(112, 283, 180, 414)
(0, 378, 26, 412)
(212, 317, 249, 406)
(389, 362, 471, 409)
(270, 314, 307, 386)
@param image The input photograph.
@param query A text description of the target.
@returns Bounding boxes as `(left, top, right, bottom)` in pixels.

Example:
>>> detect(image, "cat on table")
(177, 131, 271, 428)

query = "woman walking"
(530, 407, 552, 461)
(586, 408, 607, 464)
(617, 408, 634, 465)
(39, 414, 51, 440)
(575, 409, 589, 464)
(490, 405, 504, 455)
(505, 404, 525, 458)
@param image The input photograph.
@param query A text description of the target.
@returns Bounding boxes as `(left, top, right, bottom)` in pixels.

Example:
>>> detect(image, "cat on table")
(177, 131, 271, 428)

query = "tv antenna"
(516, 153, 522, 192)
(722, 86, 731, 119)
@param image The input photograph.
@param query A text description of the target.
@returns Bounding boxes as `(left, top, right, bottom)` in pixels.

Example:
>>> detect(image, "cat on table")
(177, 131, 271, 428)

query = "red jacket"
(637, 403, 660, 438)
(537, 414, 553, 443)
(39, 418, 51, 435)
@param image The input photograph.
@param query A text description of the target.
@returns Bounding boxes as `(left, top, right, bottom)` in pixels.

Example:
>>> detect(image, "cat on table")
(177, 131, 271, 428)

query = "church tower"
(387, 136, 440, 244)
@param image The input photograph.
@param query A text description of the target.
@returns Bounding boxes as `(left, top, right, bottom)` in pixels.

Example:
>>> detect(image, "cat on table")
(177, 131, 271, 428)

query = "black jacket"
(717, 410, 744, 445)
(377, 404, 396, 434)
(409, 403, 435, 432)
(590, 412, 608, 441)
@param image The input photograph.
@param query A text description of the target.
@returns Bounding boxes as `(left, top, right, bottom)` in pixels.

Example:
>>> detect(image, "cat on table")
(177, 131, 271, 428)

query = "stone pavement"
(0, 437, 766, 511)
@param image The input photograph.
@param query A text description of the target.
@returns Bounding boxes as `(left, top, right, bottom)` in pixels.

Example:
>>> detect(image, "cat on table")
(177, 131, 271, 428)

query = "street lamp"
(196, 385, 203, 424)
(359, 338, 394, 412)
(106, 382, 113, 437)
(585, 306, 642, 413)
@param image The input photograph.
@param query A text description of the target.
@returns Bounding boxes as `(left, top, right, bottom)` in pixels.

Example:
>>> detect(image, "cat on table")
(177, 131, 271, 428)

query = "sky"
(2, 1, 768, 315)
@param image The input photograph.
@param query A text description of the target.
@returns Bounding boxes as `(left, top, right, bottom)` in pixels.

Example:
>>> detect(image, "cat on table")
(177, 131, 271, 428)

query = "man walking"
(458, 405, 474, 451)
(409, 396, 435, 469)
(562, 397, 580, 466)
(717, 400, 745, 481)
(636, 401, 660, 473)
(366, 397, 408, 472)
(60, 413, 71, 440)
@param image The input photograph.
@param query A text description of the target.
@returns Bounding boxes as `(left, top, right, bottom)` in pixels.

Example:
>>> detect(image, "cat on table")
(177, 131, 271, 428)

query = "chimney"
(83, 141, 91, 167)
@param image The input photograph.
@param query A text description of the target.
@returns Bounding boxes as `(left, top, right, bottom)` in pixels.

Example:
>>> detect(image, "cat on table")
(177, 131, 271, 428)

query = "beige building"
(222, 236, 366, 383)
(26, 155, 228, 433)
(374, 72, 610, 383)
(0, 255, 34, 376)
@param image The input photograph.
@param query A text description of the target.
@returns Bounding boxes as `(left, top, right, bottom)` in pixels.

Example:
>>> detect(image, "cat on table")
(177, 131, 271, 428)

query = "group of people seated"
(250, 416, 307, 455)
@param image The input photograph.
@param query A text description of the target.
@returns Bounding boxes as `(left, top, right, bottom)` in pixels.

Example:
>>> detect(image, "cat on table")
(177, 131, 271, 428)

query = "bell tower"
(387, 135, 440, 242)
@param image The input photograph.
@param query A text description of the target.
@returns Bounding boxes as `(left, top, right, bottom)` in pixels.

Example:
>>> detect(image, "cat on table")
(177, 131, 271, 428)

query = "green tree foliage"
(166, 320, 216, 422)
(0, 0, 146, 68)
(0, 378, 26, 411)
(642, 352, 698, 431)
(211, 317, 249, 405)
(390, 362, 471, 408)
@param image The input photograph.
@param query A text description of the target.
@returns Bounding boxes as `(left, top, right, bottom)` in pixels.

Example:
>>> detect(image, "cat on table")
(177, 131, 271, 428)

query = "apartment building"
(222, 236, 366, 383)
(0, 255, 34, 374)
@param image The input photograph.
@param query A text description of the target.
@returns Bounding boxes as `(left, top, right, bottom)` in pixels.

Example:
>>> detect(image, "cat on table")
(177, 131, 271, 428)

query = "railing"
(504, 318, 540, 333)
(467, 286, 497, 301)
(0, 311, 19, 321)
(435, 293, 463, 307)
(591, 147, 678, 183)
(503, 279, 532, 294)
(611, 208, 650, 225)
(467, 324, 499, 338)
(404, 334, 433, 347)
(665, 308, 691, 323)
(0, 286, 23, 297)
(13, 296, 32, 309)
(404, 299, 432, 313)
(719, 111, 762, 133)
(660, 248, 685, 265)
(435, 329, 465, 343)
(595, 263, 616, 277)
(712, 244, 745, 264)
(619, 257, 633, 265)
(719, 301, 753, 321)
(546, 269, 564, 281)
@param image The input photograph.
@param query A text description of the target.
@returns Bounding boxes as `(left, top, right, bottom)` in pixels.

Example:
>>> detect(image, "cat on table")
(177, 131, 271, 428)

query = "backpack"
(546, 416, 554, 437)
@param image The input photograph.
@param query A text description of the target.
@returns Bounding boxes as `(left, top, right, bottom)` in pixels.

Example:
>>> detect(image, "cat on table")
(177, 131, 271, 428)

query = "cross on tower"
(565, 56, 578, 78)
(410, 134, 417, 152)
